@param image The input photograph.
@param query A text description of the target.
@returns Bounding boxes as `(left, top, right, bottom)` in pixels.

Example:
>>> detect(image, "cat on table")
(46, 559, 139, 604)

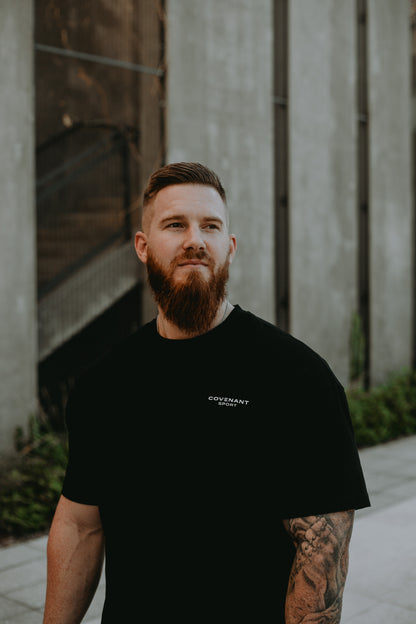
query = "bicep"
(49, 495, 103, 539)
(283, 510, 354, 552)
(47, 495, 104, 580)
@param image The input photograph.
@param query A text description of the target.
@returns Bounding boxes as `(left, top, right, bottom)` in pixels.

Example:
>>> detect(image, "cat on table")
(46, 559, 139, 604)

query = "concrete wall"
(166, 0, 275, 322)
(289, 0, 358, 385)
(0, 1, 37, 454)
(368, 0, 413, 385)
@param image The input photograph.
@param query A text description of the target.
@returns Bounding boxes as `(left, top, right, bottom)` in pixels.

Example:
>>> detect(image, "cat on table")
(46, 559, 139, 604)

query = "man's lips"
(177, 259, 208, 266)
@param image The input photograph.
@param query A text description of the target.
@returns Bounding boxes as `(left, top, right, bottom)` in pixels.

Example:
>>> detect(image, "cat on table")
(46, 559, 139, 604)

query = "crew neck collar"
(152, 304, 242, 344)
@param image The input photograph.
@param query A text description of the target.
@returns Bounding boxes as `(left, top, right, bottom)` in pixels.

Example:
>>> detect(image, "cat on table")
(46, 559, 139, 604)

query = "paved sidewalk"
(0, 535, 105, 623)
(342, 435, 416, 623)
(0, 435, 415, 623)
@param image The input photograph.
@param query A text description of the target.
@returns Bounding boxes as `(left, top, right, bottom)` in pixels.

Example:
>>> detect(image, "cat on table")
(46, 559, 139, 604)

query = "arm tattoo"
(283, 511, 354, 624)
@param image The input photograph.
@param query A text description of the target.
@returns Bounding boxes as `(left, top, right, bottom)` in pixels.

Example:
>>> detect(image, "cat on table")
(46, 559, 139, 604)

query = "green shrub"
(347, 370, 416, 447)
(0, 414, 68, 539)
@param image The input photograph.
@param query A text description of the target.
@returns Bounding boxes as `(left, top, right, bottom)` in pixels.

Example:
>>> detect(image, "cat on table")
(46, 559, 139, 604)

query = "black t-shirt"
(62, 305, 370, 622)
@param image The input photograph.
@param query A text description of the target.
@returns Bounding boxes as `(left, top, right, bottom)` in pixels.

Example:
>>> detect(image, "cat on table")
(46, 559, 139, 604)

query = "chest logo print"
(208, 395, 250, 407)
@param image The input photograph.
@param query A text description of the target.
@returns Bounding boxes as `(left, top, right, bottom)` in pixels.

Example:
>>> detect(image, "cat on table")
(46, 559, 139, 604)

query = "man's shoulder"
(234, 306, 320, 355)
(235, 306, 340, 384)
(106, 319, 156, 366)
(68, 321, 156, 401)
(231, 306, 289, 342)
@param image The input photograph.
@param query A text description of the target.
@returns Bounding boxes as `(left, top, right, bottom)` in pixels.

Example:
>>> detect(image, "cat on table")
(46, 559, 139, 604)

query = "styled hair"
(143, 162, 227, 207)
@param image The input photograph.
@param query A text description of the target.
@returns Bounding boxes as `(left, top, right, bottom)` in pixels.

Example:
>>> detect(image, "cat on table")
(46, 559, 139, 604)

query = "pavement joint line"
(0, 593, 43, 612)
(345, 590, 416, 614)
(0, 556, 45, 573)
(0, 572, 47, 593)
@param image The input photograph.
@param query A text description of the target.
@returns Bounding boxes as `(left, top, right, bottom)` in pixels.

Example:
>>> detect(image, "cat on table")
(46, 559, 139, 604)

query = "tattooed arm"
(283, 511, 354, 624)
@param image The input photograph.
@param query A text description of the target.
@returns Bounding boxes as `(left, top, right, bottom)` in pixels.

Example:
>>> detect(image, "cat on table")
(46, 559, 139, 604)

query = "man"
(44, 162, 370, 623)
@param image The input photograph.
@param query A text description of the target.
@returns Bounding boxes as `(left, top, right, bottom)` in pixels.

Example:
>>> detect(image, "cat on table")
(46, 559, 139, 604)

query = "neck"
(156, 299, 233, 340)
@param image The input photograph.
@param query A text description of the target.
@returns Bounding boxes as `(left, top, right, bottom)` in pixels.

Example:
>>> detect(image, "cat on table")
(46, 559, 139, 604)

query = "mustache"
(172, 249, 211, 266)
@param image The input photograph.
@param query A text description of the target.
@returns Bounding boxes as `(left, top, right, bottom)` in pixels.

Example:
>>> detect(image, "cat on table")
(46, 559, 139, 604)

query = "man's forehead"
(154, 183, 225, 207)
(146, 183, 228, 226)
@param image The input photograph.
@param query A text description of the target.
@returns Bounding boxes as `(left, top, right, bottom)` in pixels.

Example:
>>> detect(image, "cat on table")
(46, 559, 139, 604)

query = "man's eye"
(205, 223, 220, 230)
(166, 222, 183, 229)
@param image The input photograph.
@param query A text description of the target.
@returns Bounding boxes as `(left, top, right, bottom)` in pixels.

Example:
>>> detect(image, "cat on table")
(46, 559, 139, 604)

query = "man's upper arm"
(283, 511, 354, 623)
(51, 495, 103, 534)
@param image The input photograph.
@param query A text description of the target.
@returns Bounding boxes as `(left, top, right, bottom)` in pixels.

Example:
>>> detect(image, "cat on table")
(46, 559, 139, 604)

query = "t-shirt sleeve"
(61, 375, 104, 506)
(279, 356, 370, 519)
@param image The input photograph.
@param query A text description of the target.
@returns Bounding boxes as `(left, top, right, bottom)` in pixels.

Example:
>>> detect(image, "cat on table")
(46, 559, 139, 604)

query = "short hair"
(142, 162, 227, 208)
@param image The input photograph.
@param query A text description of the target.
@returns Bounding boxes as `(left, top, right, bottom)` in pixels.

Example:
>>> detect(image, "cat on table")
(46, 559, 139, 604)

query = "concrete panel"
(166, 0, 275, 322)
(367, 0, 413, 385)
(289, 0, 358, 385)
(0, 1, 37, 455)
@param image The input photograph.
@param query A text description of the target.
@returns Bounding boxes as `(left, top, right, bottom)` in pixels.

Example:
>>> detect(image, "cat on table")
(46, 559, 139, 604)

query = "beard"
(146, 248, 230, 336)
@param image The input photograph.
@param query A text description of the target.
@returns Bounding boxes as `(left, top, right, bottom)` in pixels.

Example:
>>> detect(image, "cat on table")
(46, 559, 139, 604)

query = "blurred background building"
(0, 0, 415, 454)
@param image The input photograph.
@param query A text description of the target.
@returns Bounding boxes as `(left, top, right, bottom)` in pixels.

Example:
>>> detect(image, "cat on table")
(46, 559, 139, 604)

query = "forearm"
(284, 512, 354, 624)
(285, 546, 346, 623)
(43, 506, 105, 624)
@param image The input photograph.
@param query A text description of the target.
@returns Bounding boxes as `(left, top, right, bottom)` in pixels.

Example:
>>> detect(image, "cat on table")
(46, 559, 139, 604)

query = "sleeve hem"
(61, 487, 101, 507)
(280, 498, 371, 520)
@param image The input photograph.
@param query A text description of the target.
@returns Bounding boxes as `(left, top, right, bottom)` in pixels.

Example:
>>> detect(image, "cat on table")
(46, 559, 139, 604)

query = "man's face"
(135, 183, 237, 334)
(135, 183, 237, 287)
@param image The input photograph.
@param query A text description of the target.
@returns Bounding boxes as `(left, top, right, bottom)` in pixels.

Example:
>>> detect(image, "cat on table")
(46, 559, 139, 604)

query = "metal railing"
(36, 122, 139, 298)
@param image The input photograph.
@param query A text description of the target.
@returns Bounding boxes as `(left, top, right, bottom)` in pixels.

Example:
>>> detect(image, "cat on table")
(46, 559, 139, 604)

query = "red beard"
(146, 248, 230, 336)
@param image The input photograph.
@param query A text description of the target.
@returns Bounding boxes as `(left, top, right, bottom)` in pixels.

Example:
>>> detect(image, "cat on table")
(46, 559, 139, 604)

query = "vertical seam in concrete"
(274, 0, 290, 331)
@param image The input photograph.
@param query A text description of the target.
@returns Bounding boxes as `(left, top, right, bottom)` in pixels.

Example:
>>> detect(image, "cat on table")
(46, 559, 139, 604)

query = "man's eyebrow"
(159, 214, 185, 224)
(159, 214, 225, 226)
(201, 215, 224, 225)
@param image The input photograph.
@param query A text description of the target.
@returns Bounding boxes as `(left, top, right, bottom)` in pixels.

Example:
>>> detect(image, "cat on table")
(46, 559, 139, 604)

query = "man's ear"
(135, 231, 148, 263)
(228, 234, 237, 264)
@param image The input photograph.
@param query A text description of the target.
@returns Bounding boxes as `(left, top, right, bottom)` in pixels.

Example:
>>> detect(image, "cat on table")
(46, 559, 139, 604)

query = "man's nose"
(183, 225, 206, 250)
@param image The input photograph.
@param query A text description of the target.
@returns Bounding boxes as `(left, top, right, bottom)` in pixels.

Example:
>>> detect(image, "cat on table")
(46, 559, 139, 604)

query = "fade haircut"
(141, 162, 228, 230)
